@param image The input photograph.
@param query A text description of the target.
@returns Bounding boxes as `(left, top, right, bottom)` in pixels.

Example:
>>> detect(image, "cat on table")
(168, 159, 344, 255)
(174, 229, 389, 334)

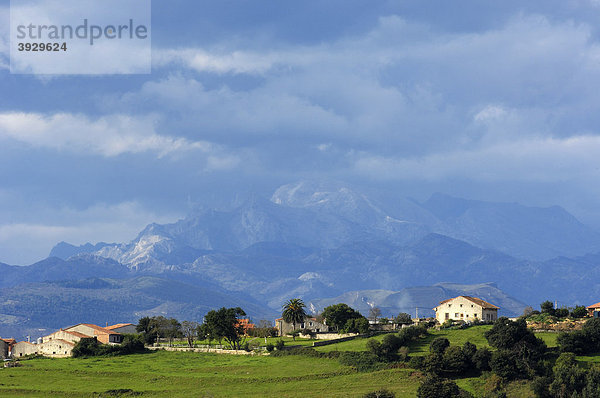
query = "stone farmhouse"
(11, 323, 129, 358)
(434, 296, 499, 324)
(275, 316, 329, 337)
(13, 339, 75, 358)
(64, 324, 123, 344)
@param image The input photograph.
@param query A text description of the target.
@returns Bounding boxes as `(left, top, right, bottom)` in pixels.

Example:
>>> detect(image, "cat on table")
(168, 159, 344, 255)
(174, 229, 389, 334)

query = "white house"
(434, 296, 499, 324)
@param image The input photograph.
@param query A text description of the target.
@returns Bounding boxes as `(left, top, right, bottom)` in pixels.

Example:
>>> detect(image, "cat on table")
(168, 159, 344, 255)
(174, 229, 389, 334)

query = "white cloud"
(154, 49, 281, 75)
(0, 112, 213, 157)
(355, 135, 600, 183)
(0, 201, 181, 265)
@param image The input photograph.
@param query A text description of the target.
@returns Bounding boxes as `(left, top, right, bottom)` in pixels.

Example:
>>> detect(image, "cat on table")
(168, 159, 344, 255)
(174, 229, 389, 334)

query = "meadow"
(0, 327, 570, 397)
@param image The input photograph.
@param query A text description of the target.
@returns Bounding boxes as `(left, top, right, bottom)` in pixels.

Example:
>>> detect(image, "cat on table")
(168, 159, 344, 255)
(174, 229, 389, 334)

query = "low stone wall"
(148, 346, 262, 355)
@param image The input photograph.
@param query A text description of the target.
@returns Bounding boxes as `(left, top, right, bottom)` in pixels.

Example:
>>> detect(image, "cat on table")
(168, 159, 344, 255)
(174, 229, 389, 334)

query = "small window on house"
(460, 304, 463, 307)
(448, 304, 451, 307)
(309, 322, 313, 326)
(301, 323, 305, 328)
(471, 305, 474, 307)
(455, 313, 459, 317)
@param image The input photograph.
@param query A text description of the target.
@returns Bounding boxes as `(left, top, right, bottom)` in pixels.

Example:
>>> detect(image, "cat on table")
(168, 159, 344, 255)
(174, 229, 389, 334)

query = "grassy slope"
(0, 351, 421, 397)
(0, 328, 567, 397)
(316, 326, 559, 354)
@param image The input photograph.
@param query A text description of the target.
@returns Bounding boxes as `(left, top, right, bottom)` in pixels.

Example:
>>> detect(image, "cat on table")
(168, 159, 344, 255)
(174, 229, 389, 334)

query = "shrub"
(571, 305, 588, 319)
(555, 308, 569, 318)
(559, 318, 600, 355)
(343, 317, 370, 334)
(462, 341, 477, 362)
(275, 339, 284, 350)
(338, 352, 382, 372)
(72, 336, 146, 358)
(531, 376, 552, 398)
(408, 355, 425, 370)
(430, 337, 450, 355)
(490, 350, 519, 380)
(265, 343, 274, 352)
(421, 353, 444, 375)
(417, 375, 461, 398)
(557, 330, 587, 354)
(442, 346, 469, 373)
(472, 347, 492, 371)
(363, 389, 395, 398)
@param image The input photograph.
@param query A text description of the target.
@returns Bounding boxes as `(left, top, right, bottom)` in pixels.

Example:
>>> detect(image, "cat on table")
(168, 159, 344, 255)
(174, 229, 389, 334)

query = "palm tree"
(282, 298, 307, 340)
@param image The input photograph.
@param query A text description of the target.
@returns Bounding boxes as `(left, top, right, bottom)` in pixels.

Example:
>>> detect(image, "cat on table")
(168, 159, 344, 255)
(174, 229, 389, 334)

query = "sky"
(2, 0, 600, 264)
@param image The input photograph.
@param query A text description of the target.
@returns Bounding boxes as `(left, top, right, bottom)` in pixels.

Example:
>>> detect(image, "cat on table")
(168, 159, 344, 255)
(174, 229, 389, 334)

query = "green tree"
(472, 347, 492, 371)
(540, 301, 555, 316)
(164, 318, 182, 346)
(343, 317, 370, 334)
(442, 346, 469, 373)
(430, 337, 450, 355)
(136, 316, 157, 345)
(203, 307, 247, 350)
(181, 321, 199, 348)
(417, 375, 460, 398)
(462, 341, 477, 364)
(322, 303, 364, 332)
(555, 308, 569, 318)
(282, 298, 307, 341)
(395, 312, 412, 325)
(485, 318, 546, 379)
(490, 350, 519, 380)
(549, 353, 586, 397)
(571, 305, 588, 319)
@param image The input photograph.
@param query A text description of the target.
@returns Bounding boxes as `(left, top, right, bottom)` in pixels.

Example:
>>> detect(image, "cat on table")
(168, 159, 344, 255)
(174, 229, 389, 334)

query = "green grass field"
(0, 327, 578, 397)
(0, 351, 421, 397)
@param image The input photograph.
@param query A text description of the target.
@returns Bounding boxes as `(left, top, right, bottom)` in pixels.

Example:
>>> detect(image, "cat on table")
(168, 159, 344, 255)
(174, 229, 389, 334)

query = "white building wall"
(435, 296, 497, 324)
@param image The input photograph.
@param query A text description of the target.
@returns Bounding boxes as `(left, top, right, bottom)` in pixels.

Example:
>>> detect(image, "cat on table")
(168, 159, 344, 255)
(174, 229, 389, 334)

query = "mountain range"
(2, 180, 600, 339)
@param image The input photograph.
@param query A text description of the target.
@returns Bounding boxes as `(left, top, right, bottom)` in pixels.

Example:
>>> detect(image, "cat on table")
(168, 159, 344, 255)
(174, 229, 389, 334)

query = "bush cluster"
(72, 335, 147, 358)
(366, 325, 428, 363)
(557, 318, 600, 355)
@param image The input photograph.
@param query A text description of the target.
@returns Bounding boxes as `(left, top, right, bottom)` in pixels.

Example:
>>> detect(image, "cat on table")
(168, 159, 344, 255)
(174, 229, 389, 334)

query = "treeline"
(134, 307, 274, 350)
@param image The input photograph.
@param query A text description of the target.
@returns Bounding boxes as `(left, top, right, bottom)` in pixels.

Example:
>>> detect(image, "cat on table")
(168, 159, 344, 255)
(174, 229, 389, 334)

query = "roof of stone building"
(437, 296, 499, 309)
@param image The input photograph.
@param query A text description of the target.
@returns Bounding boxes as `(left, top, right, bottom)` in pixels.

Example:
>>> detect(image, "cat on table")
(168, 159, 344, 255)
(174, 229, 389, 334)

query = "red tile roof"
(66, 323, 121, 336)
(436, 296, 499, 309)
(106, 323, 134, 330)
(587, 302, 600, 309)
